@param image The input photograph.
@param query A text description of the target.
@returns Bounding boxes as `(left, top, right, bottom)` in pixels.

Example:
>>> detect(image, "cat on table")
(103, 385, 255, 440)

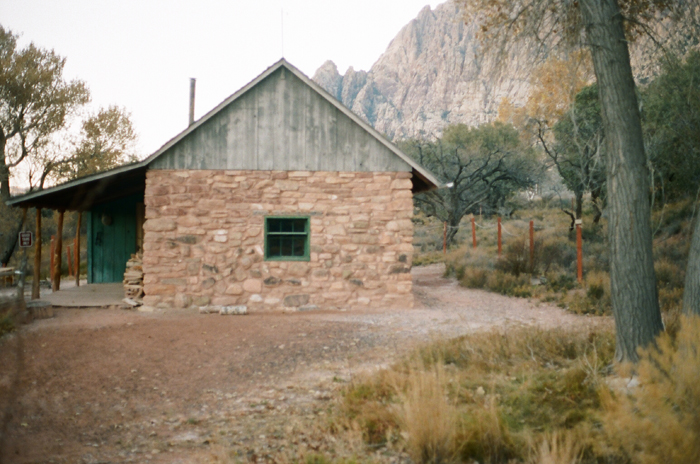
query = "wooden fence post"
(471, 216, 477, 249)
(497, 217, 502, 257)
(576, 219, 583, 283)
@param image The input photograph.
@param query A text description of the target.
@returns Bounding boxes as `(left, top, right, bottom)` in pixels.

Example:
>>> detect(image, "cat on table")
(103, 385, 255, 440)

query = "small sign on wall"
(19, 231, 33, 248)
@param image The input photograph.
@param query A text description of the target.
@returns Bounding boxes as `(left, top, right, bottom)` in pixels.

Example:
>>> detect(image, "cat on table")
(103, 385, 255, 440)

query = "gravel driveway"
(0, 264, 604, 463)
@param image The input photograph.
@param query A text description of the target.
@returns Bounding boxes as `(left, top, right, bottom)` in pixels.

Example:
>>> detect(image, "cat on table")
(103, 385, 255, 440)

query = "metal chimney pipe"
(189, 78, 196, 126)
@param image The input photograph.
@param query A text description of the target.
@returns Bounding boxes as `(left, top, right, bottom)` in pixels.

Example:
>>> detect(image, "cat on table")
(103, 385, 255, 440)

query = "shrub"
(460, 267, 488, 289)
(568, 271, 611, 315)
(485, 271, 531, 297)
(602, 315, 700, 463)
(495, 238, 530, 277)
(539, 238, 576, 274)
(0, 313, 15, 337)
(654, 257, 684, 290)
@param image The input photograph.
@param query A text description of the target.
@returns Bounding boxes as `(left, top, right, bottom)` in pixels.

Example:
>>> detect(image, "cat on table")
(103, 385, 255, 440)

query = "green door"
(87, 195, 140, 283)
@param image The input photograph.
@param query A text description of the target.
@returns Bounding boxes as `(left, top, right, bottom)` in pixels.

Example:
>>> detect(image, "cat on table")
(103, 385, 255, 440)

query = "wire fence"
(413, 215, 586, 282)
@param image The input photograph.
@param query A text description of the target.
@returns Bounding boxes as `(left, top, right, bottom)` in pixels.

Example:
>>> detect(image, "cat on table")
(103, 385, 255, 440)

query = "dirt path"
(0, 264, 604, 464)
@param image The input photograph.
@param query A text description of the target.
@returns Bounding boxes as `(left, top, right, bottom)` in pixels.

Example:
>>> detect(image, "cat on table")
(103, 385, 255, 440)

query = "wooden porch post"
(32, 208, 42, 300)
(52, 210, 64, 292)
(75, 212, 81, 286)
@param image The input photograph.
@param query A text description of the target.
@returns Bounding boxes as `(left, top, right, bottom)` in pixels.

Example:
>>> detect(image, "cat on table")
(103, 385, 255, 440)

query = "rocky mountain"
(313, 1, 535, 141)
(313, 1, 699, 142)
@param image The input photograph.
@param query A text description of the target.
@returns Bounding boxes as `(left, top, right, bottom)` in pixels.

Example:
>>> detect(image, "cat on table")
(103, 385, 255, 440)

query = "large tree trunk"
(581, 0, 663, 363)
(0, 209, 24, 266)
(683, 212, 700, 315)
(0, 135, 10, 201)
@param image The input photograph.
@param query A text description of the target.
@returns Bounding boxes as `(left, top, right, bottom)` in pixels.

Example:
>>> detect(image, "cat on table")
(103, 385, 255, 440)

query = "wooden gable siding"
(149, 68, 411, 173)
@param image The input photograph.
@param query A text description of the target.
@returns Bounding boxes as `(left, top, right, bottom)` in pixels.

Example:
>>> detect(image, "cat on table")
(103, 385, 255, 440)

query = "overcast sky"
(1, 0, 443, 156)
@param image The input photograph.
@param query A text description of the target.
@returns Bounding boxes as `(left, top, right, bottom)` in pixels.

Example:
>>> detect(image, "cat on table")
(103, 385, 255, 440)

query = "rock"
(475, 386, 485, 396)
(243, 279, 263, 293)
(312, 2, 534, 140)
(199, 306, 220, 314)
(284, 294, 310, 307)
(312, 2, 674, 143)
(298, 305, 319, 312)
(220, 305, 247, 315)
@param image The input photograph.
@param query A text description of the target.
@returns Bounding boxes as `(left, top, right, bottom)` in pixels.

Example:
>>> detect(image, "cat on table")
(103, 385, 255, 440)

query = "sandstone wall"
(141, 170, 414, 312)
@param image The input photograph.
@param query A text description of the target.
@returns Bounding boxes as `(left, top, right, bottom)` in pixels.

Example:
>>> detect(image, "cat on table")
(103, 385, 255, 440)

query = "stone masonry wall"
(141, 170, 414, 311)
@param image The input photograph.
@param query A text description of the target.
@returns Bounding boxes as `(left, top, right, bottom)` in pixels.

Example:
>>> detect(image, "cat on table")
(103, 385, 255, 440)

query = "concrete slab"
(42, 283, 125, 308)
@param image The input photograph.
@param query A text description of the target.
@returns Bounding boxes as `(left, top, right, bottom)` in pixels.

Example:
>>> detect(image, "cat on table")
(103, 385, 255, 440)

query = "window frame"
(264, 215, 311, 261)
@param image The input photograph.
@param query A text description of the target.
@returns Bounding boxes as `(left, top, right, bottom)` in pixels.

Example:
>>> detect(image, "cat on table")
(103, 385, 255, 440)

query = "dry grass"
(529, 429, 587, 464)
(396, 364, 462, 464)
(601, 315, 700, 464)
(339, 325, 617, 463)
(428, 200, 694, 320)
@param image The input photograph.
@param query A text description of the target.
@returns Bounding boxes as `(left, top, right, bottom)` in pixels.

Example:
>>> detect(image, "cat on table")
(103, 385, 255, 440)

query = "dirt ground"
(0, 264, 605, 464)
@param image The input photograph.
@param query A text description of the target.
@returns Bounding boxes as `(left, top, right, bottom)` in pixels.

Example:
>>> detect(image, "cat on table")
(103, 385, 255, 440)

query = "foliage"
(602, 315, 700, 463)
(642, 50, 700, 203)
(51, 105, 138, 181)
(551, 84, 606, 220)
(403, 123, 540, 246)
(0, 25, 90, 199)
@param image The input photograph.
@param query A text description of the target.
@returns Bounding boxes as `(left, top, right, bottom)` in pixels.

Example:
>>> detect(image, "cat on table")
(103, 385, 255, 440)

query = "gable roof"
(8, 59, 440, 210)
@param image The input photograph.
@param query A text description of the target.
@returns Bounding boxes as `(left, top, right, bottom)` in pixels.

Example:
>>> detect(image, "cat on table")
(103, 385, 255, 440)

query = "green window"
(264, 217, 310, 261)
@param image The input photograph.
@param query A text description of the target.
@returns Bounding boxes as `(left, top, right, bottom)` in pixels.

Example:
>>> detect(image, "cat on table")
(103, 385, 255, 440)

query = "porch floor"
(41, 280, 125, 308)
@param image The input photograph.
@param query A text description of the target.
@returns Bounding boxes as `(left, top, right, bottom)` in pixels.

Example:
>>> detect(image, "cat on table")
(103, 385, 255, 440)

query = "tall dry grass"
(340, 326, 616, 464)
(396, 364, 462, 464)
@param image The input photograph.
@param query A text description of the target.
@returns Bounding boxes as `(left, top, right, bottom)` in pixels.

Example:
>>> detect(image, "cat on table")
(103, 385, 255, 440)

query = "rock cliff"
(313, 1, 698, 141)
(312, 1, 534, 140)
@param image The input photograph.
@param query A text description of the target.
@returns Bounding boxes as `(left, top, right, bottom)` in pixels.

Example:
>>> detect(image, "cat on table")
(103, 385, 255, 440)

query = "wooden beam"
(52, 210, 64, 292)
(32, 208, 41, 300)
(75, 212, 81, 287)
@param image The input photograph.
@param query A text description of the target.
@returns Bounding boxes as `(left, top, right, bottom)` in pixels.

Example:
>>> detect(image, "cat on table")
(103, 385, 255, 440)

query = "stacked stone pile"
(123, 253, 144, 307)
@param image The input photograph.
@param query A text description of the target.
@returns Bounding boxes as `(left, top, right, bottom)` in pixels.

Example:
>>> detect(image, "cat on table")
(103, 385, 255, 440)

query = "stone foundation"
(142, 170, 414, 311)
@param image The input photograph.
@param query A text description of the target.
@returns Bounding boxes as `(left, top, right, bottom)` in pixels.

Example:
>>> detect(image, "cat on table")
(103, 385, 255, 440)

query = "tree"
(402, 123, 539, 246)
(0, 25, 90, 264)
(51, 105, 138, 182)
(454, 0, 699, 361)
(498, 53, 598, 227)
(550, 84, 606, 223)
(642, 51, 700, 204)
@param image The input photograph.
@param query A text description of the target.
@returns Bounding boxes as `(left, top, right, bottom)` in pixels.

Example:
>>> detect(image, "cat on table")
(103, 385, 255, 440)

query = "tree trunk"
(581, 0, 663, 362)
(683, 212, 700, 315)
(591, 188, 603, 224)
(0, 135, 10, 201)
(0, 210, 24, 266)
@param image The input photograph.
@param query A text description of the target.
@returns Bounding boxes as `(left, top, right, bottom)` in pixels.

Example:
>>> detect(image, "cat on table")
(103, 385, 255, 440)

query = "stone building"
(8, 59, 440, 312)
